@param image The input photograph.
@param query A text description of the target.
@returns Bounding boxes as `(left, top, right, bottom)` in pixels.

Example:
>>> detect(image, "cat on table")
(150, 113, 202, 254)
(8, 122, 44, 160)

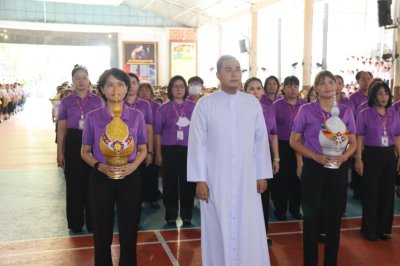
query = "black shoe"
(182, 220, 193, 226)
(267, 238, 273, 246)
(274, 213, 287, 221)
(166, 220, 176, 227)
(318, 234, 326, 243)
(150, 202, 161, 209)
(379, 234, 391, 240)
(290, 212, 303, 220)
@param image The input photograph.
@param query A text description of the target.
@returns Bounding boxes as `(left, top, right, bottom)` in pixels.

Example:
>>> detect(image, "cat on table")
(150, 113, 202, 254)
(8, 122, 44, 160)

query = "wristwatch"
(147, 151, 154, 156)
(94, 162, 101, 170)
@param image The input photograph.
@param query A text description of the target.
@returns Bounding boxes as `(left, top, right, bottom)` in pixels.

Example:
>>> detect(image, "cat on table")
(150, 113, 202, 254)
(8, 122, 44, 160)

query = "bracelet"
(354, 156, 362, 159)
(273, 158, 280, 162)
(94, 162, 101, 170)
(147, 151, 154, 156)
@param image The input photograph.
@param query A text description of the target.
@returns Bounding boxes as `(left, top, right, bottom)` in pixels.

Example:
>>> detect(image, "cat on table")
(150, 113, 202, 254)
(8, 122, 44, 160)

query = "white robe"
(187, 90, 273, 266)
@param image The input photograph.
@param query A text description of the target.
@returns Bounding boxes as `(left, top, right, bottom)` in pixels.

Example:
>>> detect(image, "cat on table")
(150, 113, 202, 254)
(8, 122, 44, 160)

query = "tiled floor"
(1, 97, 400, 265)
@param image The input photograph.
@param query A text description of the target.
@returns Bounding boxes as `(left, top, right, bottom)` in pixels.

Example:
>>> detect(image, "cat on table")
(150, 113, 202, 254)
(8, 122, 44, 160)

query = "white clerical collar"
(219, 89, 239, 99)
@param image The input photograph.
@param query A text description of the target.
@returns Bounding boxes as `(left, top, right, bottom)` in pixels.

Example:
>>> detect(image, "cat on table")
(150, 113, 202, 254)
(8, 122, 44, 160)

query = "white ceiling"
(123, 0, 266, 27)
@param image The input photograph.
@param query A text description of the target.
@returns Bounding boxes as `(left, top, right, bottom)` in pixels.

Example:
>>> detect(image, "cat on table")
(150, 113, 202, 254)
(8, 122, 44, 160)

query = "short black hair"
(244, 77, 262, 92)
(96, 68, 131, 102)
(283, 76, 300, 86)
(355, 71, 372, 81)
(263, 75, 280, 94)
(368, 80, 392, 108)
(72, 65, 88, 78)
(127, 72, 139, 83)
(167, 75, 189, 100)
(188, 76, 204, 85)
(216, 55, 238, 72)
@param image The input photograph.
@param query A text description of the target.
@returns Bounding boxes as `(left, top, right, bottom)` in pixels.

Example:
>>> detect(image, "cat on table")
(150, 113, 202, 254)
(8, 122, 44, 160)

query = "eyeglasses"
(173, 84, 186, 89)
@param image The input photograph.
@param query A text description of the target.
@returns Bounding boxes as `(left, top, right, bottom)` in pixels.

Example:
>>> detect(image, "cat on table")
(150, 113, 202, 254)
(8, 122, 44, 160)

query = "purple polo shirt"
(82, 105, 147, 163)
(392, 100, 400, 113)
(150, 100, 161, 125)
(273, 97, 306, 141)
(260, 94, 282, 107)
(356, 101, 368, 117)
(338, 98, 356, 118)
(349, 90, 368, 112)
(292, 100, 356, 155)
(125, 97, 152, 125)
(186, 95, 196, 102)
(58, 91, 103, 129)
(356, 107, 400, 147)
(261, 103, 278, 143)
(154, 100, 195, 146)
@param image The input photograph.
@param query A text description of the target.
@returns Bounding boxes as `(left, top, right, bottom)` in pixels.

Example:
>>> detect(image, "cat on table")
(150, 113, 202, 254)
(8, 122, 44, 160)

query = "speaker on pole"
(239, 39, 248, 53)
(377, 0, 393, 27)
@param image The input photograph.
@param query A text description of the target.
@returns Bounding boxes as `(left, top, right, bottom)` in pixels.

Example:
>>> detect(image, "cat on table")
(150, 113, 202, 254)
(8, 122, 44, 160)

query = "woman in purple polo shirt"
(271, 75, 305, 221)
(125, 73, 159, 209)
(154, 75, 196, 227)
(392, 100, 400, 198)
(260, 75, 281, 106)
(244, 77, 279, 245)
(349, 71, 372, 200)
(57, 65, 103, 233)
(138, 82, 162, 208)
(290, 70, 357, 266)
(354, 81, 400, 241)
(334, 75, 355, 115)
(81, 68, 147, 266)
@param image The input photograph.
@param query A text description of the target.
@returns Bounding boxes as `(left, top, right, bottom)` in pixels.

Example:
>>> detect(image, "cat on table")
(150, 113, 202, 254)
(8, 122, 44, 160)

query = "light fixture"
(34, 0, 123, 6)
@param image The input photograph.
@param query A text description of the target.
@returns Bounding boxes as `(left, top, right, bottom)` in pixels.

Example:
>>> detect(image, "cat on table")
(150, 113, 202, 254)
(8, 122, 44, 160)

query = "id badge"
(381, 135, 388, 147)
(177, 129, 184, 140)
(79, 118, 84, 130)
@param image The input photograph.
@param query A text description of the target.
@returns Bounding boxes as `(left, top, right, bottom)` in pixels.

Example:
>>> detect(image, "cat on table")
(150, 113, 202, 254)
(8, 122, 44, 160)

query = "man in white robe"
(187, 55, 273, 266)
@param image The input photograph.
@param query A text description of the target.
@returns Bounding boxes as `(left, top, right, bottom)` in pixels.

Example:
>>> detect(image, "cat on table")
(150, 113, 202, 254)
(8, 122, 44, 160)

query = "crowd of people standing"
(0, 82, 27, 123)
(53, 59, 400, 265)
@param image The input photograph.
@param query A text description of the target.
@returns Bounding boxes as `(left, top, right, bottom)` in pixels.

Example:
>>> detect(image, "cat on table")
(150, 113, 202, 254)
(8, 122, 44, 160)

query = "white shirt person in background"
(187, 55, 273, 266)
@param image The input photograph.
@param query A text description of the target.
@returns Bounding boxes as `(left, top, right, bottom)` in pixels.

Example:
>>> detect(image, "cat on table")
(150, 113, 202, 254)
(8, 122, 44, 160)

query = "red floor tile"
(137, 231, 159, 244)
(137, 243, 172, 266)
(167, 240, 202, 266)
(160, 228, 201, 241)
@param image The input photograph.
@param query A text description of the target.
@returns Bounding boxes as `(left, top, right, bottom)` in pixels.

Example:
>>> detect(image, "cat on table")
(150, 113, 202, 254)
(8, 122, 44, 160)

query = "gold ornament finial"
(113, 87, 122, 117)
(99, 86, 134, 179)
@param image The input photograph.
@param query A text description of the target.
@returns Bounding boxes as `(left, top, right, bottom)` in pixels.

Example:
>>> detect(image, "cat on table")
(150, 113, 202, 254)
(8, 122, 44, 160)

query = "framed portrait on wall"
(123, 42, 158, 85)
(170, 42, 197, 81)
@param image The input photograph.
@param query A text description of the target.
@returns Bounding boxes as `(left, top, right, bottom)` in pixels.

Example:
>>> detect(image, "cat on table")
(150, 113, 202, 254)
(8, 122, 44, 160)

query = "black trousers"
(161, 145, 196, 221)
(139, 162, 160, 203)
(302, 158, 348, 266)
(89, 169, 141, 266)
(64, 129, 92, 231)
(361, 146, 396, 237)
(271, 140, 301, 216)
(261, 186, 271, 234)
(350, 158, 362, 199)
(261, 148, 274, 234)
